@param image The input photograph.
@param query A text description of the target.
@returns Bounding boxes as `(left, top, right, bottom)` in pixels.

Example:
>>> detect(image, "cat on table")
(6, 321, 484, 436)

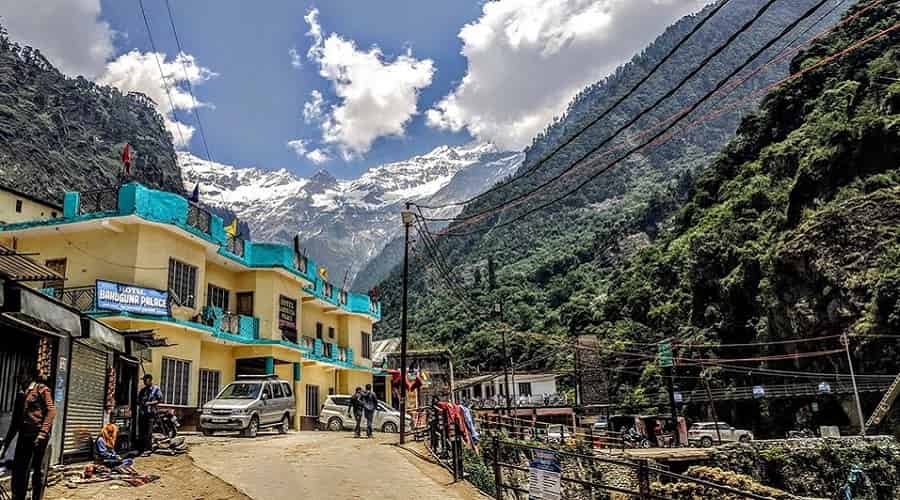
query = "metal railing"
(654, 380, 893, 405)
(300, 336, 316, 351)
(56, 286, 96, 311)
(461, 393, 568, 409)
(79, 188, 119, 215)
(226, 235, 244, 257)
(186, 202, 211, 234)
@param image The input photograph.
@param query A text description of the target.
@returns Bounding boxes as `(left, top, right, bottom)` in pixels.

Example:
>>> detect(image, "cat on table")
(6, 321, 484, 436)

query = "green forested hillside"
(376, 0, 852, 371)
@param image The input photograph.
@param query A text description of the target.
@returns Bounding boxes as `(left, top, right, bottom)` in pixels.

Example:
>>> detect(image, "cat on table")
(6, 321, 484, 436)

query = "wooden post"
(638, 459, 650, 499)
(493, 435, 503, 500)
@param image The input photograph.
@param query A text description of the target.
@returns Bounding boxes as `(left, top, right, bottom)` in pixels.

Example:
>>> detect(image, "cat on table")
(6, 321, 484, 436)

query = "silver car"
(688, 422, 753, 447)
(318, 395, 410, 433)
(200, 375, 296, 438)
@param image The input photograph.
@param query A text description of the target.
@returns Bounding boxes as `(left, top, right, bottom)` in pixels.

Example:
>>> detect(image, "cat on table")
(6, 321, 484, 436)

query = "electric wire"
(416, 0, 736, 211)
(162, 0, 213, 163)
(432, 0, 891, 238)
(416, 0, 794, 223)
(137, 0, 188, 149)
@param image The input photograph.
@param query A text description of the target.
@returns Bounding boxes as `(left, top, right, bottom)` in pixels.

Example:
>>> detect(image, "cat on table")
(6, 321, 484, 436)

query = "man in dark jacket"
(1, 367, 57, 500)
(137, 374, 162, 454)
(346, 387, 364, 437)
(361, 384, 378, 438)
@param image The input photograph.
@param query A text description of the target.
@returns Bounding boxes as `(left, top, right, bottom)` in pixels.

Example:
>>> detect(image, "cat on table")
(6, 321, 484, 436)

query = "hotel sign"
(96, 280, 169, 316)
(279, 295, 297, 330)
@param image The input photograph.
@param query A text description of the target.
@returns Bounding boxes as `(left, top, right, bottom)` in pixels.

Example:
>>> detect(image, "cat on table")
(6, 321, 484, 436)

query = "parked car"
(319, 395, 410, 433)
(545, 424, 576, 445)
(688, 422, 753, 447)
(200, 375, 296, 438)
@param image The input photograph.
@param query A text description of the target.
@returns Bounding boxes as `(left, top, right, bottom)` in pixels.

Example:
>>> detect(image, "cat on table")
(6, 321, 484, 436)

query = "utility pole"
(842, 333, 866, 436)
(399, 203, 414, 444)
(571, 320, 582, 428)
(659, 341, 680, 446)
(489, 256, 511, 415)
(701, 373, 722, 444)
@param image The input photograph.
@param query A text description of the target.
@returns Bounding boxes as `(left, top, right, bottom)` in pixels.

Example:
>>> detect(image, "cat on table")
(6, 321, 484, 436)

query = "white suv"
(318, 395, 410, 433)
(688, 422, 753, 447)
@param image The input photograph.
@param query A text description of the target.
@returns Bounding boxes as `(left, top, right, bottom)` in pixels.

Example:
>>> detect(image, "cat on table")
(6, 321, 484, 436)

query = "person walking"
(1, 367, 56, 500)
(361, 384, 378, 438)
(137, 374, 162, 455)
(346, 387, 364, 438)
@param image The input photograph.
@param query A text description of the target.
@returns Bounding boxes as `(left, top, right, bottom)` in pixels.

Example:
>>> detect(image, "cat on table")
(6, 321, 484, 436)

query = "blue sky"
(1, 0, 711, 179)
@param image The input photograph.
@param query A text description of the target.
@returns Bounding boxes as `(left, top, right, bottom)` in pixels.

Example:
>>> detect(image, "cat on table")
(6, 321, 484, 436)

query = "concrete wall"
(0, 189, 59, 225)
(300, 365, 336, 416)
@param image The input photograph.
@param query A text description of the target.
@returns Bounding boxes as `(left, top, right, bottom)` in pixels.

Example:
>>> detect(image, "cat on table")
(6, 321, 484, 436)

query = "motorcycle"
(623, 431, 651, 449)
(154, 408, 180, 439)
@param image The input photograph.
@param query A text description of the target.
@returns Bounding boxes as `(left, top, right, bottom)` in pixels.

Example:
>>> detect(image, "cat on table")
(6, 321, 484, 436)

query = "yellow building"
(0, 182, 62, 224)
(0, 182, 385, 429)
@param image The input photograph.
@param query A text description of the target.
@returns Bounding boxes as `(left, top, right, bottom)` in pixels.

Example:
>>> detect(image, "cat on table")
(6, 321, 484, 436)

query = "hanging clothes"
(460, 405, 479, 445)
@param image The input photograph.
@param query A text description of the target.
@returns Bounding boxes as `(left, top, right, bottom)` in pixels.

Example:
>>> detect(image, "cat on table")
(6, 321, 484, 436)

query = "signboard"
(658, 342, 673, 368)
(752, 385, 765, 399)
(673, 391, 683, 403)
(96, 280, 169, 316)
(278, 295, 297, 330)
(818, 381, 831, 394)
(528, 448, 561, 500)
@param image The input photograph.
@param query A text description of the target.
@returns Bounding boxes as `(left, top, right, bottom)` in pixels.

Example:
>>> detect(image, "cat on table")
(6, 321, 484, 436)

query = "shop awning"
(0, 245, 64, 282)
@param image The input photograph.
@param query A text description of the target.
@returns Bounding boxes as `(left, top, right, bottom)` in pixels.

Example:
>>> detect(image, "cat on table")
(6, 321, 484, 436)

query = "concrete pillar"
(264, 356, 274, 375)
(293, 362, 302, 430)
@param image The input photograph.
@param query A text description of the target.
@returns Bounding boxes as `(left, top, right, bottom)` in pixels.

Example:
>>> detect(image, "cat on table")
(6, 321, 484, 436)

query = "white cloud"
(289, 47, 303, 68)
(303, 90, 325, 123)
(427, 0, 708, 150)
(97, 50, 216, 148)
(304, 8, 435, 157)
(0, 0, 114, 78)
(286, 139, 332, 164)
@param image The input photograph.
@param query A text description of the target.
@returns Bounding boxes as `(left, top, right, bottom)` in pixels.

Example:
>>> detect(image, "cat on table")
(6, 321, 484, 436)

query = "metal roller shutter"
(63, 342, 107, 457)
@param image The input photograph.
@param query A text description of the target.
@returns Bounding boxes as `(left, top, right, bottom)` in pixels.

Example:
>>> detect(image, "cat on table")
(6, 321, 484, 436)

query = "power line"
(137, 0, 188, 149)
(162, 0, 213, 163)
(417, 0, 736, 211)
(416, 0, 790, 223)
(437, 0, 888, 238)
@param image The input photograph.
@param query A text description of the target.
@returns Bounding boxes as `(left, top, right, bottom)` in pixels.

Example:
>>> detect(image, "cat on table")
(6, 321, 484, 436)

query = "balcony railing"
(202, 306, 259, 340)
(186, 202, 211, 235)
(79, 188, 118, 215)
(52, 286, 96, 311)
(323, 342, 334, 359)
(460, 393, 569, 409)
(226, 235, 245, 257)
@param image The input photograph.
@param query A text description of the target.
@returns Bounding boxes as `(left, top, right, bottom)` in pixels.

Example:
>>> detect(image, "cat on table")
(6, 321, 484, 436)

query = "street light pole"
(399, 203, 414, 444)
(842, 333, 866, 436)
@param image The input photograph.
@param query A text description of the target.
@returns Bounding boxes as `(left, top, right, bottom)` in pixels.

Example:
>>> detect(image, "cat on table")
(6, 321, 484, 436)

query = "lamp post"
(399, 204, 414, 444)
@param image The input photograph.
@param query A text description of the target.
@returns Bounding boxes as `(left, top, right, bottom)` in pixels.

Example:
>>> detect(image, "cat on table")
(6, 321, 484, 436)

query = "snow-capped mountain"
(179, 143, 523, 287)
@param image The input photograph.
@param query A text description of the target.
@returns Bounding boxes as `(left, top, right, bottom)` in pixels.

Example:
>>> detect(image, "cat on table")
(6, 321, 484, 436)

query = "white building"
(455, 372, 567, 407)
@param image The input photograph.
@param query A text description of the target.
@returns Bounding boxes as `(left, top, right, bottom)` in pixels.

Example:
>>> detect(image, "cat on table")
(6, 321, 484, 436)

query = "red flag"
(121, 143, 132, 175)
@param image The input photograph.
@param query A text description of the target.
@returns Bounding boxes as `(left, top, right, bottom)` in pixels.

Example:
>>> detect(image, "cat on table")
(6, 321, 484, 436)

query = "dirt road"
(188, 432, 486, 500)
(46, 452, 250, 500)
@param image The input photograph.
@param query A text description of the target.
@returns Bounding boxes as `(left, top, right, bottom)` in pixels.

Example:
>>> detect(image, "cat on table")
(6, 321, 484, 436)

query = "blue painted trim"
(264, 356, 275, 375)
(1, 182, 381, 320)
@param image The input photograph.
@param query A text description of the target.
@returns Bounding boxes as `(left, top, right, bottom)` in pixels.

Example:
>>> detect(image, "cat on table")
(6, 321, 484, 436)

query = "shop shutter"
(63, 342, 107, 457)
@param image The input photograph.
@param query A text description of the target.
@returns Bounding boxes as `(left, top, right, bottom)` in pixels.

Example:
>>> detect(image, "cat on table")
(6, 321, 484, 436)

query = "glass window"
(15, 200, 22, 213)
(271, 382, 285, 399)
(361, 332, 371, 359)
(282, 383, 293, 398)
(206, 284, 229, 310)
(161, 357, 191, 405)
(198, 369, 221, 407)
(218, 382, 261, 399)
(167, 259, 197, 308)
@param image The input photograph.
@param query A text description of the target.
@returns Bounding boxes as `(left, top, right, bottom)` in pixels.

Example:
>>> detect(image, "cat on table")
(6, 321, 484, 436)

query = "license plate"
(212, 418, 228, 423)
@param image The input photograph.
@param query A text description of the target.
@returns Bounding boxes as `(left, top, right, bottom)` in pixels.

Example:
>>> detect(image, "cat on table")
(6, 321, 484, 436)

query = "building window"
(51, 211, 57, 218)
(305, 385, 320, 417)
(328, 326, 335, 339)
(518, 382, 532, 397)
(15, 200, 22, 213)
(167, 259, 197, 308)
(206, 284, 229, 310)
(198, 369, 221, 407)
(161, 357, 191, 406)
(361, 332, 371, 359)
(236, 292, 254, 316)
(323, 282, 333, 298)
(315, 322, 323, 339)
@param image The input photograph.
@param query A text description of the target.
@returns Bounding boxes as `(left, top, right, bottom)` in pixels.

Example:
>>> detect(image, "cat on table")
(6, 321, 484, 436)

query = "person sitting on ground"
(95, 424, 124, 467)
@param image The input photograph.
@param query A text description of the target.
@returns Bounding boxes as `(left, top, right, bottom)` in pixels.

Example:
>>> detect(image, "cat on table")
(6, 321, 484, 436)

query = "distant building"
(0, 183, 61, 225)
(372, 338, 454, 409)
(455, 372, 568, 409)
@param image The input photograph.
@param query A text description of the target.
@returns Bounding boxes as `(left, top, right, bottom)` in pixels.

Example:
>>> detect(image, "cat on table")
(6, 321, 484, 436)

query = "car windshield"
(218, 382, 262, 399)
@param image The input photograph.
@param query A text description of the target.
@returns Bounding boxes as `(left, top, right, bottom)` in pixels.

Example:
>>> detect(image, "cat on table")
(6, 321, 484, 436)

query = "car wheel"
(279, 414, 290, 434)
(640, 439, 651, 449)
(739, 434, 751, 443)
(327, 417, 344, 432)
(700, 436, 713, 448)
(201, 428, 214, 437)
(382, 421, 398, 433)
(243, 416, 259, 438)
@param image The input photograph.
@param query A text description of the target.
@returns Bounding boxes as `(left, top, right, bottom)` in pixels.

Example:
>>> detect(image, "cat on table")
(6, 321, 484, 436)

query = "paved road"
(188, 432, 486, 500)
